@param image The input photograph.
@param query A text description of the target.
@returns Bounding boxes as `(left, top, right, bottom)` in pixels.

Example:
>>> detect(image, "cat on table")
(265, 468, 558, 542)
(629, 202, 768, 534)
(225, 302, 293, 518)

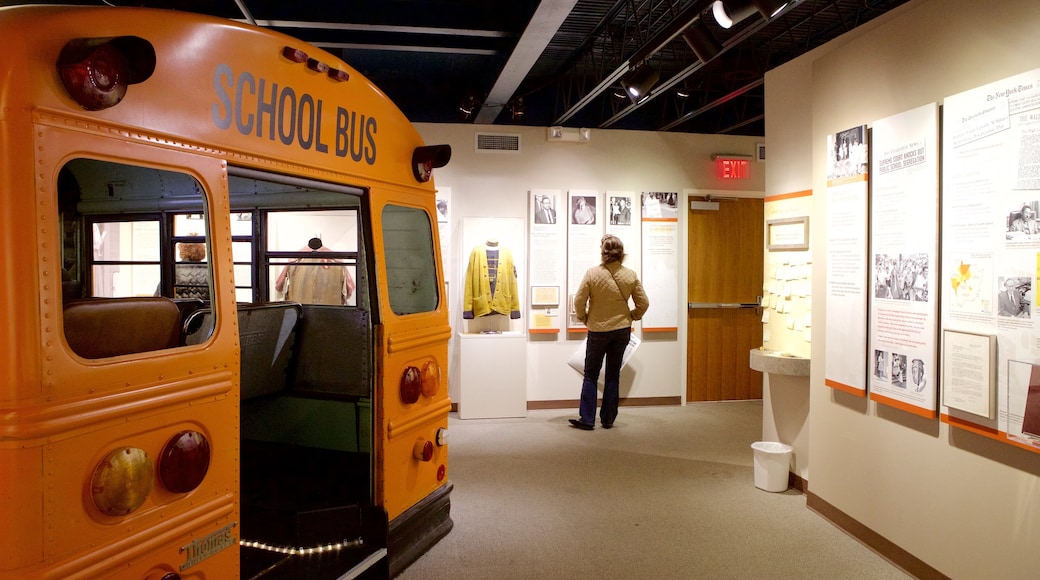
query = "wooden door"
(687, 197, 764, 401)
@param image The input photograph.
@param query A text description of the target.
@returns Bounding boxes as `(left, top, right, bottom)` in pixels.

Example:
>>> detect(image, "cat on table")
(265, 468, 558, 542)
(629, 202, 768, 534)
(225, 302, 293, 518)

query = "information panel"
(941, 67, 1040, 452)
(868, 103, 940, 417)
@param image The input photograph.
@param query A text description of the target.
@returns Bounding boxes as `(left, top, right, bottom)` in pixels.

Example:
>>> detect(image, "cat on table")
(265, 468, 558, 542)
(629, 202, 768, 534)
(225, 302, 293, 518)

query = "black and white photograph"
(608, 196, 632, 225)
(874, 252, 928, 301)
(997, 276, 1032, 318)
(909, 358, 927, 392)
(1005, 201, 1039, 240)
(641, 191, 678, 219)
(827, 125, 868, 180)
(571, 195, 596, 225)
(436, 198, 449, 223)
(533, 194, 558, 224)
(874, 349, 888, 380)
(890, 353, 907, 388)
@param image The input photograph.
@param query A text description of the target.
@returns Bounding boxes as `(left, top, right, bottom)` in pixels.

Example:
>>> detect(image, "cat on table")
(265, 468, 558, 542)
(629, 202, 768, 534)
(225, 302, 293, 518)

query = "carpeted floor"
(398, 402, 910, 579)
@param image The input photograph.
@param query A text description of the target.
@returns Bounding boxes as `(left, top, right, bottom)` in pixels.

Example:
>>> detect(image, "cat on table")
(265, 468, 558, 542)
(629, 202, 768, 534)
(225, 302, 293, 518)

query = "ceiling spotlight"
(712, 0, 788, 29)
(715, 0, 786, 28)
(681, 19, 723, 63)
(711, 0, 756, 29)
(619, 63, 660, 104)
(676, 88, 690, 99)
(509, 97, 525, 120)
(459, 95, 477, 118)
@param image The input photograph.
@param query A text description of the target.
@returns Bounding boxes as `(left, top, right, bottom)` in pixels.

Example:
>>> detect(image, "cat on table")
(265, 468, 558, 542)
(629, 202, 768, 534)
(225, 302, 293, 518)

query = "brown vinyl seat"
(63, 297, 181, 359)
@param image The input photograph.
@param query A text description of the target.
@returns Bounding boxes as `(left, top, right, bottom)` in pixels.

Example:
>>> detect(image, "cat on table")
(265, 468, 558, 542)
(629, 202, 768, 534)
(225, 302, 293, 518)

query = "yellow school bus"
(0, 5, 452, 578)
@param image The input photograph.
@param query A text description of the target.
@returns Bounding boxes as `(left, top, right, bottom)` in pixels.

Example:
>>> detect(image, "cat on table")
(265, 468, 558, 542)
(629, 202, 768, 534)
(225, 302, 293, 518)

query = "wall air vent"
(475, 132, 521, 153)
(756, 142, 766, 162)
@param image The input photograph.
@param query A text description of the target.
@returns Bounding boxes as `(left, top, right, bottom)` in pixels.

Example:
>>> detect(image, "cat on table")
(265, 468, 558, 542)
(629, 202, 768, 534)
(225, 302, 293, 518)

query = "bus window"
(382, 204, 439, 315)
(90, 218, 162, 298)
(231, 212, 255, 302)
(171, 215, 208, 300)
(59, 159, 213, 358)
(267, 209, 359, 306)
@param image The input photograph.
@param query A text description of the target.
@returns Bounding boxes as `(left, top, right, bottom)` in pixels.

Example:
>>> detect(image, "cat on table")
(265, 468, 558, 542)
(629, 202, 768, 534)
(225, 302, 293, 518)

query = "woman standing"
(570, 235, 650, 429)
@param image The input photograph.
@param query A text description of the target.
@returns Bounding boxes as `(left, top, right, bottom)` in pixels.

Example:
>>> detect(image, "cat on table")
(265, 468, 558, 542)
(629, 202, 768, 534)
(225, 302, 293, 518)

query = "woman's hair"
(177, 241, 206, 262)
(601, 235, 625, 264)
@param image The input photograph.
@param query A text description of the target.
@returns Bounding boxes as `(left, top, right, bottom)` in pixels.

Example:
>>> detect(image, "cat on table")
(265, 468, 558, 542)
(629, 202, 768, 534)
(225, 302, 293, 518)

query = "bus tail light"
(411, 145, 451, 183)
(158, 430, 211, 494)
(91, 447, 154, 516)
(413, 439, 434, 462)
(57, 36, 155, 111)
(400, 366, 422, 404)
(421, 360, 440, 397)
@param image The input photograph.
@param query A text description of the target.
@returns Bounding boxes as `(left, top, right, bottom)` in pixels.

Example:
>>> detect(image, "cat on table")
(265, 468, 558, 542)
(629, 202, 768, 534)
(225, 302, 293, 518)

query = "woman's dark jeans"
(579, 326, 631, 426)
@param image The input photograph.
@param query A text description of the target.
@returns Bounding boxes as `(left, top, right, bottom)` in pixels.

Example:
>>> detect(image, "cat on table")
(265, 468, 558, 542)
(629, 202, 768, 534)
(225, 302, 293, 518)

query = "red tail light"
(158, 430, 211, 493)
(413, 439, 434, 462)
(400, 366, 422, 404)
(57, 36, 155, 111)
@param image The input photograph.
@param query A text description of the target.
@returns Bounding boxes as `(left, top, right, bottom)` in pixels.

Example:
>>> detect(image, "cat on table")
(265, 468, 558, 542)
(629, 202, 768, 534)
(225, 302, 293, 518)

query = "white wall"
(414, 123, 763, 408)
(768, 0, 1040, 576)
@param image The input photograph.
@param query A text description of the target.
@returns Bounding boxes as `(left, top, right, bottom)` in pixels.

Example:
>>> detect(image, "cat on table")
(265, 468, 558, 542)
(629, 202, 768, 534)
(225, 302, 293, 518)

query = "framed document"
(531, 285, 560, 307)
(767, 217, 809, 251)
(941, 330, 996, 419)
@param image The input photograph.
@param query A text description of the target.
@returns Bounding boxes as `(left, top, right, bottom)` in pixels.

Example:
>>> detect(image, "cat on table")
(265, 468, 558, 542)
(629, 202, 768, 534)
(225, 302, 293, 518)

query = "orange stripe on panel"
(764, 190, 812, 203)
(826, 173, 869, 187)
(942, 414, 1040, 454)
(869, 392, 937, 418)
(825, 379, 866, 397)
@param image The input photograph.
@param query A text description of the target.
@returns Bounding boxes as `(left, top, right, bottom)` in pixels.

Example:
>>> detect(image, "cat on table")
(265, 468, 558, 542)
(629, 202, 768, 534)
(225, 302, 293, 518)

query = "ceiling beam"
(474, 0, 581, 124)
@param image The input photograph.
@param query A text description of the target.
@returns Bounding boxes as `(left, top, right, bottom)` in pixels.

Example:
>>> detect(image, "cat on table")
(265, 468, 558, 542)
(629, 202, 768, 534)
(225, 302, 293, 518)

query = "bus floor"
(240, 439, 388, 579)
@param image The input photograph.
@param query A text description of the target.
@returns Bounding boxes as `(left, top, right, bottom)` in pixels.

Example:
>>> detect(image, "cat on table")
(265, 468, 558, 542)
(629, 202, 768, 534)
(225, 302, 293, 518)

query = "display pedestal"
(458, 332, 527, 419)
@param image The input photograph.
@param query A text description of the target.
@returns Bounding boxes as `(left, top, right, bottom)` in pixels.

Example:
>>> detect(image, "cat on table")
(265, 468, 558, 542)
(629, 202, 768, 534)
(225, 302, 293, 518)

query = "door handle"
(687, 296, 762, 309)
(687, 302, 759, 309)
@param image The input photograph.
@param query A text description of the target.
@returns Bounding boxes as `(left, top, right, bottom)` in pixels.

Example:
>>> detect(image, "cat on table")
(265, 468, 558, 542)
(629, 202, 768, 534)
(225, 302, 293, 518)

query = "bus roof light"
(57, 37, 155, 111)
(282, 46, 309, 63)
(306, 58, 330, 74)
(328, 68, 350, 82)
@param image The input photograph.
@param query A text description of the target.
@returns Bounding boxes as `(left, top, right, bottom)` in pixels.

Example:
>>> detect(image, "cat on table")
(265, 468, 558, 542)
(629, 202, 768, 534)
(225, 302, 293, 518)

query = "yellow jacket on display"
(463, 244, 521, 319)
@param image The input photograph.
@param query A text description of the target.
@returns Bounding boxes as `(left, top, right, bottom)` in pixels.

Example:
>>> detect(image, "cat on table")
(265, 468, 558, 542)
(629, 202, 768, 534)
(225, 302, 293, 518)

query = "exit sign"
(716, 157, 750, 179)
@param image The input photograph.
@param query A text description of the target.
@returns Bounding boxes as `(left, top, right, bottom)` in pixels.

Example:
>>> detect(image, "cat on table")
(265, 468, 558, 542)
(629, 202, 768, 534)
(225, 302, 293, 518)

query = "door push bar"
(687, 296, 762, 309)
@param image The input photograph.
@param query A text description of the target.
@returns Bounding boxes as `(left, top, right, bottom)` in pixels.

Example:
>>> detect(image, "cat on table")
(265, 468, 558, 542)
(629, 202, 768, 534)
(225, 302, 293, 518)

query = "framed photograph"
(531, 285, 560, 307)
(767, 216, 809, 251)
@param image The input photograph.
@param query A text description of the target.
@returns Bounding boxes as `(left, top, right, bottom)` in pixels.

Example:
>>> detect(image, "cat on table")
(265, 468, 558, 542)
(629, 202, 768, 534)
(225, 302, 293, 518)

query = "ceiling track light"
(681, 18, 723, 63)
(458, 95, 478, 119)
(619, 63, 660, 104)
(509, 97, 525, 120)
(712, 0, 788, 29)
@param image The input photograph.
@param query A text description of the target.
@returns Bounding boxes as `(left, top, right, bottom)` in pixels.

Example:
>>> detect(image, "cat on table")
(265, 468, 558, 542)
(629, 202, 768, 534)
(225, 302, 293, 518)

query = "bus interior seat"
(238, 303, 302, 400)
(290, 305, 371, 399)
(63, 297, 181, 359)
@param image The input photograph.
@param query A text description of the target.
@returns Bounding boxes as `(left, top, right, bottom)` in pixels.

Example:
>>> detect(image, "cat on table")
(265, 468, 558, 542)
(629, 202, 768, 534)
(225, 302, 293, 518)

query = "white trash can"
(751, 441, 793, 492)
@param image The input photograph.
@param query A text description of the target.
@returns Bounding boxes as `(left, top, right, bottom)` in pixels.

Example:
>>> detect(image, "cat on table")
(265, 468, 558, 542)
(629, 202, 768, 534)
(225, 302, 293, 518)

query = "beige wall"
(767, 0, 1040, 576)
(414, 123, 763, 406)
